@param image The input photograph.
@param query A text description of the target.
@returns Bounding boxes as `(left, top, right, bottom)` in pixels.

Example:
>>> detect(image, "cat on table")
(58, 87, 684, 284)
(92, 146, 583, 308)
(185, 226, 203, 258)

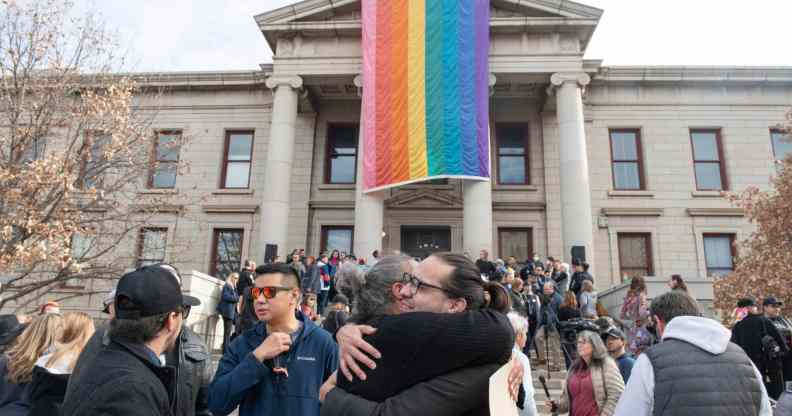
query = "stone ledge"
(607, 190, 655, 198)
(211, 189, 255, 196)
(138, 189, 179, 195)
(687, 208, 744, 217)
(493, 201, 546, 211)
(317, 184, 356, 191)
(691, 190, 726, 198)
(201, 204, 258, 214)
(601, 207, 663, 216)
(308, 200, 355, 209)
(493, 185, 539, 192)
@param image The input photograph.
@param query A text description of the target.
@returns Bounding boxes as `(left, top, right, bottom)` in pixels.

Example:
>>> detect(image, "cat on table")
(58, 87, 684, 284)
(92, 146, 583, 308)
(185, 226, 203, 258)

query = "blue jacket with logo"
(208, 312, 338, 416)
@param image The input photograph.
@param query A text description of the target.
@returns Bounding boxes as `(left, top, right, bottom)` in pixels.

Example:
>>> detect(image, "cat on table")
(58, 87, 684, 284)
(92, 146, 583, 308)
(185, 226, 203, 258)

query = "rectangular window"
(71, 233, 94, 261)
(321, 226, 354, 254)
(137, 228, 167, 267)
(771, 130, 792, 167)
(690, 129, 727, 191)
(210, 229, 244, 280)
(609, 129, 645, 190)
(498, 228, 533, 261)
(703, 233, 736, 277)
(150, 131, 181, 189)
(617, 233, 653, 279)
(82, 133, 110, 189)
(496, 125, 529, 185)
(221, 131, 254, 188)
(21, 137, 46, 164)
(325, 125, 358, 184)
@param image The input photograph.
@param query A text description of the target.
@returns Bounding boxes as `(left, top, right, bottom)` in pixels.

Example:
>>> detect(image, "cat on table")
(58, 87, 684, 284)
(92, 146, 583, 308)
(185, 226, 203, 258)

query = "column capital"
(546, 72, 590, 97)
(265, 75, 303, 90)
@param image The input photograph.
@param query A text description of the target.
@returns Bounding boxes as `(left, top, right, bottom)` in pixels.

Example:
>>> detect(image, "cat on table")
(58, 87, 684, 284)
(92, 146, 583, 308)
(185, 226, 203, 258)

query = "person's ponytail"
(482, 281, 511, 313)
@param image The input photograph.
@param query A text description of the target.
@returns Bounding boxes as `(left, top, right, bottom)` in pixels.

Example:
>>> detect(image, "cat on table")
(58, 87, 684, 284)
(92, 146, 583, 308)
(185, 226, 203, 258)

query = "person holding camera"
(732, 297, 789, 399)
(536, 282, 563, 370)
(545, 330, 625, 416)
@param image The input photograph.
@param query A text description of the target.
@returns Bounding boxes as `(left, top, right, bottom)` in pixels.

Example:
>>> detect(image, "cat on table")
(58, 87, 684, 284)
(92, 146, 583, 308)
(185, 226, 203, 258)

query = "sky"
(73, 0, 792, 72)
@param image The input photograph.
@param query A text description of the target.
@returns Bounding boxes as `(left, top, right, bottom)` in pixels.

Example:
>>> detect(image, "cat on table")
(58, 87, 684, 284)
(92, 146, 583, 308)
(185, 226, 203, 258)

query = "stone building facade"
(11, 0, 792, 316)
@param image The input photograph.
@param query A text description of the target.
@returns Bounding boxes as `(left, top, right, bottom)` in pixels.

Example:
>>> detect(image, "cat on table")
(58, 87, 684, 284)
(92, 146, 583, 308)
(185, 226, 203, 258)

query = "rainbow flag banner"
(361, 0, 491, 192)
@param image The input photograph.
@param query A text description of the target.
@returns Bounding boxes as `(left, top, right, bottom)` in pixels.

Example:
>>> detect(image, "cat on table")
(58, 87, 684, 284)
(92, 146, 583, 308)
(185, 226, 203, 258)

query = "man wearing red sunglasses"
(208, 263, 338, 416)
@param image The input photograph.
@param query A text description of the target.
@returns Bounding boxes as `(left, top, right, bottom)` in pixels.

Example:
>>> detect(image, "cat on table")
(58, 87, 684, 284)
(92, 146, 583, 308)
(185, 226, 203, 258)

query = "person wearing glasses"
(208, 263, 338, 416)
(319, 254, 519, 416)
(65, 264, 211, 416)
(62, 265, 190, 416)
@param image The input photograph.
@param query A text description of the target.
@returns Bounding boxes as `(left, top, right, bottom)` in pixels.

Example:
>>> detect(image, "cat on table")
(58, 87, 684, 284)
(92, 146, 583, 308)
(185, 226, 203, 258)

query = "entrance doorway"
(400, 226, 451, 259)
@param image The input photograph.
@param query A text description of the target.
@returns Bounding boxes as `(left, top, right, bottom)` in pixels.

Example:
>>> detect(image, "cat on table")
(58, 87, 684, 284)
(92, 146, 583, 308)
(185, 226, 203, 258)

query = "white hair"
(507, 312, 529, 336)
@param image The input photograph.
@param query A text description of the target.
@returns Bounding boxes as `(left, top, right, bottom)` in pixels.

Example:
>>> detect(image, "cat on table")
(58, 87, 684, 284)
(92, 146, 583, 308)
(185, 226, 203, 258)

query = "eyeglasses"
(251, 286, 293, 300)
(401, 272, 450, 296)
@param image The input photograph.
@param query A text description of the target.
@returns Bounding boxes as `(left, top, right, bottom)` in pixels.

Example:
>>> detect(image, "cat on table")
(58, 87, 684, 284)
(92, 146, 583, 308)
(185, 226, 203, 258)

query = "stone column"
(259, 75, 303, 263)
(351, 75, 385, 259)
(463, 180, 493, 258)
(463, 73, 496, 258)
(549, 72, 595, 271)
(353, 127, 384, 260)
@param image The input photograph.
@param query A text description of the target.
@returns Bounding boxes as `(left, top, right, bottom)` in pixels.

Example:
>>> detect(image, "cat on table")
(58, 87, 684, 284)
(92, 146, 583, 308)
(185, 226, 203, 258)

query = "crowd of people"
(0, 248, 790, 415)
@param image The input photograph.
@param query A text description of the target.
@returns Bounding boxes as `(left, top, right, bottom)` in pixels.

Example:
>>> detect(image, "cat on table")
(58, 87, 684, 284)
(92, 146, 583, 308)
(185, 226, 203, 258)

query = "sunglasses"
(251, 286, 293, 300)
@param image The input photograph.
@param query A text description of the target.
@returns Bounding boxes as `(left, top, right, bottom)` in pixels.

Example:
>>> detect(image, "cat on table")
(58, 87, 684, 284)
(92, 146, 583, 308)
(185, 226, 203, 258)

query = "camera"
(558, 318, 602, 344)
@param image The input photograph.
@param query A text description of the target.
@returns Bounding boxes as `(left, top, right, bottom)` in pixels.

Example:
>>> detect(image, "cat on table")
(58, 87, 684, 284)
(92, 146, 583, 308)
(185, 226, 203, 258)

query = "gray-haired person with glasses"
(319, 253, 524, 416)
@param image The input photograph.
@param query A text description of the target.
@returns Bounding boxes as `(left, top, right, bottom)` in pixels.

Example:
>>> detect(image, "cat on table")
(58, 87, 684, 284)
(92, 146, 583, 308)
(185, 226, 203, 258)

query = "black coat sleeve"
(322, 364, 500, 416)
(339, 310, 514, 401)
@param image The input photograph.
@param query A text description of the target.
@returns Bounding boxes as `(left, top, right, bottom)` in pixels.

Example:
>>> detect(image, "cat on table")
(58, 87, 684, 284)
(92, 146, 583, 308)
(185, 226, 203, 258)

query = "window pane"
(691, 131, 719, 161)
(618, 234, 651, 278)
(228, 133, 253, 161)
(498, 156, 526, 184)
(326, 229, 353, 254)
(21, 138, 46, 163)
(610, 131, 638, 160)
(500, 230, 530, 260)
(214, 230, 243, 280)
(224, 162, 250, 188)
(772, 131, 792, 162)
(71, 234, 94, 260)
(157, 133, 180, 162)
(613, 162, 641, 190)
(704, 236, 733, 274)
(141, 229, 166, 264)
(695, 162, 723, 190)
(330, 156, 356, 183)
(498, 127, 525, 155)
(152, 163, 177, 188)
(328, 126, 358, 184)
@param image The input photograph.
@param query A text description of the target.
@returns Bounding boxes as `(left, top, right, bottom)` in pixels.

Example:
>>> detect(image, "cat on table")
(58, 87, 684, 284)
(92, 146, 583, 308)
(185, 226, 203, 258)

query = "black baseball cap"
(115, 265, 193, 319)
(605, 327, 626, 340)
(763, 297, 783, 307)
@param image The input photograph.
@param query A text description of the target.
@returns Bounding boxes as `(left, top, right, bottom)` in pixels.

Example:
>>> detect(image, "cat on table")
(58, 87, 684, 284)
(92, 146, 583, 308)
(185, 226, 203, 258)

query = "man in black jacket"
(732, 297, 790, 399)
(764, 296, 792, 383)
(67, 268, 210, 416)
(62, 265, 187, 416)
(568, 259, 593, 296)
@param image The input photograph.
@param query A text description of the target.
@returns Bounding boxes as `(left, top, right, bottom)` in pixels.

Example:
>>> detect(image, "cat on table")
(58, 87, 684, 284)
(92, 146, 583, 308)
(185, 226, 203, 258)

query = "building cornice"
(593, 66, 792, 84)
(129, 70, 269, 89)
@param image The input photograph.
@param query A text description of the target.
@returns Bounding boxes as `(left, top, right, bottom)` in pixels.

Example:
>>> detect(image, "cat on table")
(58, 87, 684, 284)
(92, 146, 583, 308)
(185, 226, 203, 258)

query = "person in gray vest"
(614, 291, 772, 416)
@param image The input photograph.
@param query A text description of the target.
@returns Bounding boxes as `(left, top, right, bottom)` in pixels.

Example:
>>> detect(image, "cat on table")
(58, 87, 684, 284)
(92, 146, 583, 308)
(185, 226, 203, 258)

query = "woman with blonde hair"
(28, 312, 95, 416)
(0, 313, 63, 416)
